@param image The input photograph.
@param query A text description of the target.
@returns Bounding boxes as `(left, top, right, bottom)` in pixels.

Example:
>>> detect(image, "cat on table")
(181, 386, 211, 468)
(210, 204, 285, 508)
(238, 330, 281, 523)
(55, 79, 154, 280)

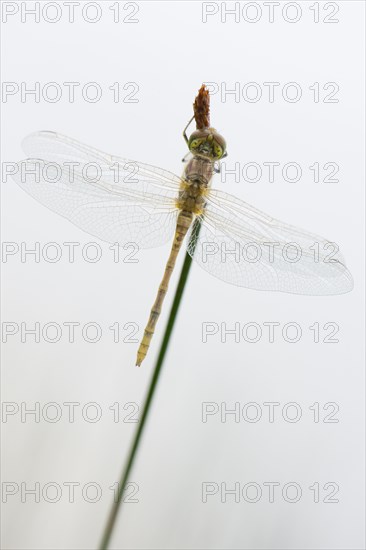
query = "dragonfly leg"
(214, 161, 220, 174)
(181, 152, 191, 163)
(183, 115, 195, 146)
(214, 152, 228, 172)
(214, 150, 228, 172)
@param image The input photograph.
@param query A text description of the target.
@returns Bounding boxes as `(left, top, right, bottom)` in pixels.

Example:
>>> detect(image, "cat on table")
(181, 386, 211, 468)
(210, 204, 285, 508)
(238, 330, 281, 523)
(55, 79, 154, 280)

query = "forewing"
(21, 131, 182, 191)
(12, 132, 181, 248)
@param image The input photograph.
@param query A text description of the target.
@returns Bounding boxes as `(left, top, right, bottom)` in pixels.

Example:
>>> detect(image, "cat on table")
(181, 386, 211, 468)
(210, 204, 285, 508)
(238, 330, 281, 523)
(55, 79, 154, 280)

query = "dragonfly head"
(188, 128, 226, 160)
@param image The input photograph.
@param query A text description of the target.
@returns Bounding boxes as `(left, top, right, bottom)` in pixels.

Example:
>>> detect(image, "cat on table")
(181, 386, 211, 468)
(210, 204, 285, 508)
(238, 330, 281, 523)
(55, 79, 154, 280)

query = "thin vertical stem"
(98, 218, 201, 550)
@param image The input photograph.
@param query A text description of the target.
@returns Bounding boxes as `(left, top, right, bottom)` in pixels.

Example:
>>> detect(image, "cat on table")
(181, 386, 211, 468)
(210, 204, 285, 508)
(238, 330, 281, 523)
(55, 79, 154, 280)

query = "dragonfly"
(11, 121, 353, 365)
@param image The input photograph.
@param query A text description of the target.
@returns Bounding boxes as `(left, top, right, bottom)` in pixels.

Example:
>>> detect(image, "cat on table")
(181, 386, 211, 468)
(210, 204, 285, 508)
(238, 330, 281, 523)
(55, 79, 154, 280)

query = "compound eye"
(213, 143, 223, 159)
(189, 137, 207, 153)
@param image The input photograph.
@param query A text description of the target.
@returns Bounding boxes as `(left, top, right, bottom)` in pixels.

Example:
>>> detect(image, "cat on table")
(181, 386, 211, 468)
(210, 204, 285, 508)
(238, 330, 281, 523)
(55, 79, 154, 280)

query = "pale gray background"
(1, 1, 365, 549)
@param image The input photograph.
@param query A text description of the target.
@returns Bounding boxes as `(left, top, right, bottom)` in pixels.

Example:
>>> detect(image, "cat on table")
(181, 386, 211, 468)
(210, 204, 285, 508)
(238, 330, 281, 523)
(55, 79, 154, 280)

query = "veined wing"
(12, 132, 182, 248)
(187, 188, 353, 295)
(22, 131, 182, 192)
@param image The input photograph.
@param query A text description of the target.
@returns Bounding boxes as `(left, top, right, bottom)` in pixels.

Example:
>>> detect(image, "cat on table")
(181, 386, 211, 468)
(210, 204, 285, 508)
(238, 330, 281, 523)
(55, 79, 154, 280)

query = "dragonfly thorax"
(176, 181, 207, 215)
(176, 157, 214, 215)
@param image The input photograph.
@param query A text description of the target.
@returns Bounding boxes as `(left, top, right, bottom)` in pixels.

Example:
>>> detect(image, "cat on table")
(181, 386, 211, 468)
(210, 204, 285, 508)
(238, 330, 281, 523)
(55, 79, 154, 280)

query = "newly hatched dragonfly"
(11, 87, 353, 366)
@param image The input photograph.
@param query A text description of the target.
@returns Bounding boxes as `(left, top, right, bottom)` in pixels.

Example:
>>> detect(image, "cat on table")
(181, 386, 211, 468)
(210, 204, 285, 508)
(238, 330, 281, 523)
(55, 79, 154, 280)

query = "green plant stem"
(98, 218, 201, 550)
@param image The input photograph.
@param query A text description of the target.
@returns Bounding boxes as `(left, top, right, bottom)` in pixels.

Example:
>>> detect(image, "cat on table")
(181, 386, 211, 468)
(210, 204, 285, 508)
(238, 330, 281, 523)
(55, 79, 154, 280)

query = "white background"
(1, 1, 365, 549)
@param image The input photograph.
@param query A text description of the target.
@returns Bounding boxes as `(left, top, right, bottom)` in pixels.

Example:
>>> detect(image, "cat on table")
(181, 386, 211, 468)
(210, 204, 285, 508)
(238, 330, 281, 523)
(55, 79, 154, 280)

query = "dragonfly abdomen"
(136, 156, 215, 366)
(136, 209, 193, 367)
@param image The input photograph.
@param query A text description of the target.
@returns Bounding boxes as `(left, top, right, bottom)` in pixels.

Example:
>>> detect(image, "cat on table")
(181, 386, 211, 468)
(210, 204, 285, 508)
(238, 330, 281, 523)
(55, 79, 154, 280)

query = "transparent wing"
(12, 132, 181, 248)
(187, 189, 353, 295)
(21, 131, 182, 191)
